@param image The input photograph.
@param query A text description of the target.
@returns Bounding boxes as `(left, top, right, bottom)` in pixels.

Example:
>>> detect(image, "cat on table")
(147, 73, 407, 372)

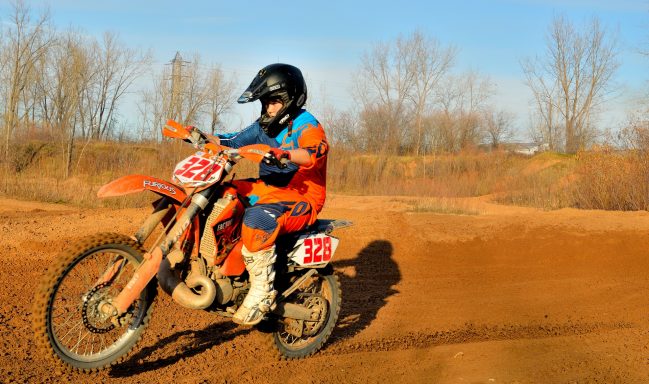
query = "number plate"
(289, 233, 339, 267)
(173, 154, 223, 186)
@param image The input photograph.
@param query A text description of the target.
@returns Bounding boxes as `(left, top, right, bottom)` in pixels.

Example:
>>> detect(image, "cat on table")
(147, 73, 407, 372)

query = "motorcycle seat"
(307, 219, 353, 235)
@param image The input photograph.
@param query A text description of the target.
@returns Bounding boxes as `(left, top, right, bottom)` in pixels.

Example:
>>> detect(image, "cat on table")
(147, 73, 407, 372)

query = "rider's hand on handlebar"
(263, 148, 291, 169)
(269, 148, 291, 161)
(185, 126, 206, 148)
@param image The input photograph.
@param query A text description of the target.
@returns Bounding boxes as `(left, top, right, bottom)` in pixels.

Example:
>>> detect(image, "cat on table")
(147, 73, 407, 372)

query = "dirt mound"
(3, 195, 649, 383)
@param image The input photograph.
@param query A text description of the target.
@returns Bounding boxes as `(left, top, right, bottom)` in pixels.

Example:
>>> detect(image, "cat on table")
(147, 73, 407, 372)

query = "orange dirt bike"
(32, 120, 351, 371)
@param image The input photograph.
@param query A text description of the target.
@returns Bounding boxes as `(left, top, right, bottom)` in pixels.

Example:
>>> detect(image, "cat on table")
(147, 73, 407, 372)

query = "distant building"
(510, 142, 549, 155)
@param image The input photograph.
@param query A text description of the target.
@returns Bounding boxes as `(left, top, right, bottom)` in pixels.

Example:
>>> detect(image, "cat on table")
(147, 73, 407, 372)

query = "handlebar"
(163, 120, 290, 169)
(222, 146, 290, 169)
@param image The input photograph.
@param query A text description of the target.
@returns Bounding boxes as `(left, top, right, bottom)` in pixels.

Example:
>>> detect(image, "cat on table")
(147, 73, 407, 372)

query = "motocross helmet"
(238, 63, 307, 137)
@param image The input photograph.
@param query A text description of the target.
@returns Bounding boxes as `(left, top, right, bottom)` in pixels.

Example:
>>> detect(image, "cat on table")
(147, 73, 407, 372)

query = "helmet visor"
(238, 91, 254, 103)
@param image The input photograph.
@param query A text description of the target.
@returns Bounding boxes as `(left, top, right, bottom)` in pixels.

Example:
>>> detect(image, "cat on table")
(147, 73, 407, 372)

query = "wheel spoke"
(42, 238, 153, 364)
(58, 318, 84, 345)
(52, 311, 78, 335)
(99, 333, 105, 352)
(89, 334, 95, 355)
(273, 274, 340, 357)
(35, 235, 156, 370)
(70, 324, 91, 354)
(51, 301, 81, 312)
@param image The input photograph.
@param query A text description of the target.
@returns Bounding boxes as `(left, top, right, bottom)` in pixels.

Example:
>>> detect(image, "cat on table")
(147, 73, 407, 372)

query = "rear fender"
(97, 175, 187, 204)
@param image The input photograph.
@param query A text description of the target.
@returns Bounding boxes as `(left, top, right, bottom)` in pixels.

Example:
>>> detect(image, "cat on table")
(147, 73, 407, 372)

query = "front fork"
(99, 189, 213, 318)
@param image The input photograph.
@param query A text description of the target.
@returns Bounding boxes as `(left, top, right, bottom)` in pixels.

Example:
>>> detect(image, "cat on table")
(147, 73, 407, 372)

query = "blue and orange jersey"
(218, 110, 328, 212)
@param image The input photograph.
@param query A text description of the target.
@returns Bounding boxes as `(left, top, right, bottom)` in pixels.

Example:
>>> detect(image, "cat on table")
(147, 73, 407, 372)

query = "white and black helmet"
(238, 63, 307, 136)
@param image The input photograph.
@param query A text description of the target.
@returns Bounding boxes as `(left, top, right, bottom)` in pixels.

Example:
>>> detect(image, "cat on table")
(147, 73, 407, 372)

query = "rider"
(214, 63, 328, 326)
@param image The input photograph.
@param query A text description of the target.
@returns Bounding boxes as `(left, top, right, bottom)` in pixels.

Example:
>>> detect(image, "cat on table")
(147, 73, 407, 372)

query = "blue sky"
(2, 0, 649, 136)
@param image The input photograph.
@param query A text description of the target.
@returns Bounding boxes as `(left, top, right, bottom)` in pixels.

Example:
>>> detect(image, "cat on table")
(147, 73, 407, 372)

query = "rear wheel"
(32, 233, 157, 371)
(270, 273, 341, 359)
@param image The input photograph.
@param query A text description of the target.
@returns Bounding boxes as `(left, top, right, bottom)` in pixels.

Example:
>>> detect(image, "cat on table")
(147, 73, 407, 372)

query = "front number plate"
(173, 154, 223, 186)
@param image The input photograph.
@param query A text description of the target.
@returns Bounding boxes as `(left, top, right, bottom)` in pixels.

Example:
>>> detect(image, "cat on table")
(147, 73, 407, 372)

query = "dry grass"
(2, 140, 649, 212)
(328, 148, 577, 210)
(570, 147, 649, 210)
(2, 140, 188, 207)
(328, 148, 519, 197)
(404, 197, 483, 215)
(492, 151, 576, 209)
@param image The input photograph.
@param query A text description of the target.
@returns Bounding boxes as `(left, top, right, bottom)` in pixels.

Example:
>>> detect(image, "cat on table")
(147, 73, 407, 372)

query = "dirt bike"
(32, 120, 352, 371)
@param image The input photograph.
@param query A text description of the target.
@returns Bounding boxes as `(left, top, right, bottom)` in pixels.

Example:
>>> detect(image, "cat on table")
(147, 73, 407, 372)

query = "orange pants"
(234, 180, 318, 252)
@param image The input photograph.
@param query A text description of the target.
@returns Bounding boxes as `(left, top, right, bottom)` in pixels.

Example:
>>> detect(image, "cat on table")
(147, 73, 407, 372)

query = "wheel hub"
(301, 295, 328, 336)
(81, 283, 116, 334)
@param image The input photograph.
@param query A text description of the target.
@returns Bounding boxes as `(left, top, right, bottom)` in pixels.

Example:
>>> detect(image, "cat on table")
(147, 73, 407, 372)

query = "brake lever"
(184, 126, 209, 148)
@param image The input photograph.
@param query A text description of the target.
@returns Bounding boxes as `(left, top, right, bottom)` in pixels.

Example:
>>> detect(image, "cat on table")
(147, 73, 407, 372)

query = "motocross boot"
(233, 245, 278, 325)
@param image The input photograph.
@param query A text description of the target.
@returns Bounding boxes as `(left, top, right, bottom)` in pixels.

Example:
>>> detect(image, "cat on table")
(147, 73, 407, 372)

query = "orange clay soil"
(2, 194, 649, 383)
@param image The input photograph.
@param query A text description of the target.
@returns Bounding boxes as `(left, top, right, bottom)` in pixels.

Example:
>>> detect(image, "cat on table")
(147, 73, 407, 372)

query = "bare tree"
(138, 53, 237, 139)
(0, 1, 53, 160)
(455, 71, 493, 147)
(319, 103, 361, 151)
(408, 30, 456, 155)
(158, 52, 211, 127)
(177, 56, 209, 125)
(522, 16, 618, 153)
(521, 71, 561, 150)
(23, 51, 49, 127)
(354, 34, 418, 153)
(204, 65, 236, 135)
(483, 109, 514, 149)
(137, 72, 167, 142)
(85, 32, 150, 139)
(358, 104, 393, 153)
(354, 31, 499, 154)
(432, 71, 494, 151)
(426, 111, 459, 152)
(44, 31, 92, 177)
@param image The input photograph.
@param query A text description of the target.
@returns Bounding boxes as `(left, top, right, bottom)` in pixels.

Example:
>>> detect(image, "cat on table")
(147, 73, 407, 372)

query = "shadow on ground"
(109, 321, 251, 377)
(333, 239, 400, 341)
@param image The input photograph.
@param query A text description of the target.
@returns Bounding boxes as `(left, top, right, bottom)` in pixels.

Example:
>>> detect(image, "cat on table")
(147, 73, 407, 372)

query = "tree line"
(0, 2, 238, 176)
(0, 1, 630, 178)
(331, 17, 621, 155)
(0, 3, 153, 176)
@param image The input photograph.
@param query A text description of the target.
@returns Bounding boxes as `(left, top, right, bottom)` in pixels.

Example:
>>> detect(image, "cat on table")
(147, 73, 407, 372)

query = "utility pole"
(168, 52, 190, 123)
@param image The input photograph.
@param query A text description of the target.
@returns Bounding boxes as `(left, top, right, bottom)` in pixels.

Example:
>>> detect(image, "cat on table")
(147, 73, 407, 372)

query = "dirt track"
(2, 195, 649, 383)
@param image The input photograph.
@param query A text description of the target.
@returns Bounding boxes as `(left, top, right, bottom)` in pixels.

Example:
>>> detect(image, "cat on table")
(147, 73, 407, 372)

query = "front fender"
(97, 174, 187, 203)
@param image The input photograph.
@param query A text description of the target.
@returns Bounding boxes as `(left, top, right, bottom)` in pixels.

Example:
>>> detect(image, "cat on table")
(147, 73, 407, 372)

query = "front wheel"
(32, 233, 157, 371)
(270, 272, 341, 359)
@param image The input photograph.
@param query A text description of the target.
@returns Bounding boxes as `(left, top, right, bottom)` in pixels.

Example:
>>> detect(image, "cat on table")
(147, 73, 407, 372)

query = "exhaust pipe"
(157, 257, 217, 310)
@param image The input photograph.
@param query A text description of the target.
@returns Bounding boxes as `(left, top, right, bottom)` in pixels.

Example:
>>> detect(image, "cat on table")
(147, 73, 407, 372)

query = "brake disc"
(81, 283, 115, 334)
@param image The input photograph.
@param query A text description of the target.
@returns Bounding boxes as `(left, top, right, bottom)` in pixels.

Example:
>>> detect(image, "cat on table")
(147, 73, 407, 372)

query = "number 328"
(303, 236, 332, 264)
